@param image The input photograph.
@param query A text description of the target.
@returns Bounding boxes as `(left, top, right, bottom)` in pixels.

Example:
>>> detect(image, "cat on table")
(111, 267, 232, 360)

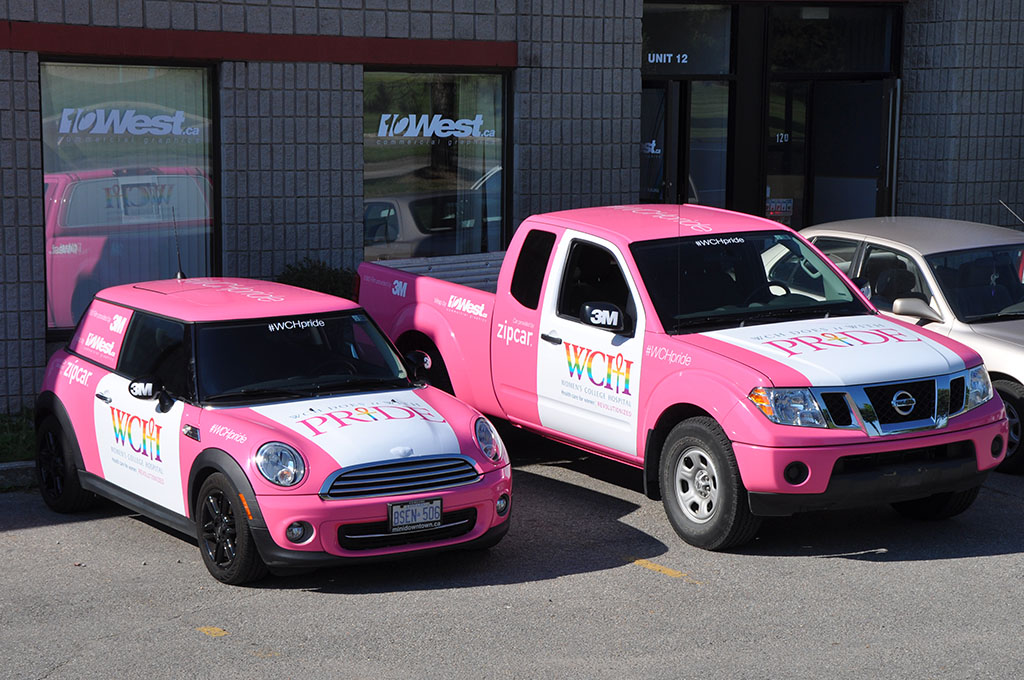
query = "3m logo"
(58, 108, 201, 136)
(109, 314, 128, 334)
(377, 113, 496, 139)
(392, 280, 408, 298)
(590, 308, 619, 326)
(447, 295, 488, 319)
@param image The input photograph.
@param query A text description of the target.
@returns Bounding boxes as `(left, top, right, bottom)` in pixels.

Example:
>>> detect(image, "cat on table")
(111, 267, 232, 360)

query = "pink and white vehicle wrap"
(359, 204, 1007, 543)
(38, 277, 511, 574)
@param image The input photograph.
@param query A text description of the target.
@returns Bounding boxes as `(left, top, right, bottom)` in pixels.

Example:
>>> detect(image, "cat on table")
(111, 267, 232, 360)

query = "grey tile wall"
(0, 50, 45, 413)
(899, 0, 1024, 227)
(220, 61, 363, 279)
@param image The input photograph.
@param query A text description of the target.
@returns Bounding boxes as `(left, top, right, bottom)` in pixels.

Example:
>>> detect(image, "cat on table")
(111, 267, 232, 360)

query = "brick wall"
(899, 0, 1024, 226)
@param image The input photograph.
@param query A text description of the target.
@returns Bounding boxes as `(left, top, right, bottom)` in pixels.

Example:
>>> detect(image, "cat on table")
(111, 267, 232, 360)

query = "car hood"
(965, 318, 1024, 346)
(251, 389, 462, 468)
(700, 315, 969, 387)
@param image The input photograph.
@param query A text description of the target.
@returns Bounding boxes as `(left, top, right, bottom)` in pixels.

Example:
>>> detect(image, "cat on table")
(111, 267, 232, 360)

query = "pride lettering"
(110, 407, 162, 461)
(763, 328, 921, 358)
(297, 404, 445, 436)
(564, 342, 633, 395)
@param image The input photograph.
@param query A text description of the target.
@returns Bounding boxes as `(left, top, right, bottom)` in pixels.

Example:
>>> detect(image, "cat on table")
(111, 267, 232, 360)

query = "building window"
(40, 63, 214, 330)
(363, 72, 504, 260)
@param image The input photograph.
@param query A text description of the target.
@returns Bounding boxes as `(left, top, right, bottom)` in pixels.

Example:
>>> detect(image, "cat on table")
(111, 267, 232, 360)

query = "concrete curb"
(0, 461, 36, 490)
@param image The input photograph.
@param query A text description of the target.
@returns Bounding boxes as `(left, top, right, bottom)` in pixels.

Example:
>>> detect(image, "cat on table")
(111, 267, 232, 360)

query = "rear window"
(63, 174, 210, 228)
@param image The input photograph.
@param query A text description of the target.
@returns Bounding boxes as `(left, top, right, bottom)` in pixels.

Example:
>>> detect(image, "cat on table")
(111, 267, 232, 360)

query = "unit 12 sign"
(647, 52, 689, 65)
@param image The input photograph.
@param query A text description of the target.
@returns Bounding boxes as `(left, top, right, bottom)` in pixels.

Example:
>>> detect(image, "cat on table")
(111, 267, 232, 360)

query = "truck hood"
(701, 315, 968, 387)
(251, 389, 461, 468)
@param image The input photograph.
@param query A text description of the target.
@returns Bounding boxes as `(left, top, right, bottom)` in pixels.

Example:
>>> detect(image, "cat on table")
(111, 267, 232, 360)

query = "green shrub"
(0, 410, 35, 463)
(276, 258, 358, 300)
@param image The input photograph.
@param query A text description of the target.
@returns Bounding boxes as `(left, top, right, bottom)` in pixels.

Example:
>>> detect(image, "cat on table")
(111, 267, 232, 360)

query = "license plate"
(389, 498, 443, 533)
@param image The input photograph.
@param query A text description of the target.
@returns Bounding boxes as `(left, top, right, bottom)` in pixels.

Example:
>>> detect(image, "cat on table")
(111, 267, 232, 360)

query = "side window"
(364, 202, 399, 245)
(861, 245, 929, 312)
(811, 237, 859, 275)
(119, 313, 189, 398)
(510, 229, 556, 309)
(557, 242, 631, 321)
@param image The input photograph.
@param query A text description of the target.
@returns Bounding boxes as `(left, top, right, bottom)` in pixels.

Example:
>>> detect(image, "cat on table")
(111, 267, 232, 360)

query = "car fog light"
(286, 521, 311, 543)
(783, 462, 809, 485)
(992, 435, 1004, 458)
(496, 494, 510, 517)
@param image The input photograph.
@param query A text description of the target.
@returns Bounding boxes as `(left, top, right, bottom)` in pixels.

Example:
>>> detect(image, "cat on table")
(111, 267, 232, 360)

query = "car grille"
(338, 508, 477, 550)
(809, 368, 980, 436)
(832, 441, 975, 477)
(319, 455, 481, 499)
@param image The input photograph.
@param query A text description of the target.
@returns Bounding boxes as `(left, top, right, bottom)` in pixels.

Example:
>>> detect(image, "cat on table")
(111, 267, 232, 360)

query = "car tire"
(659, 417, 761, 550)
(35, 415, 95, 513)
(196, 473, 268, 585)
(890, 485, 981, 520)
(993, 380, 1024, 473)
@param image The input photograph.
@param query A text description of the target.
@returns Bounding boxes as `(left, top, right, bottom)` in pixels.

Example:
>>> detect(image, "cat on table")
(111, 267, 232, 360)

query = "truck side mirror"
(580, 302, 632, 336)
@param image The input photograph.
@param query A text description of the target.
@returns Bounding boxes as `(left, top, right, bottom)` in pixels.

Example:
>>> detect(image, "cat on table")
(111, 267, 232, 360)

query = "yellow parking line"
(631, 558, 703, 584)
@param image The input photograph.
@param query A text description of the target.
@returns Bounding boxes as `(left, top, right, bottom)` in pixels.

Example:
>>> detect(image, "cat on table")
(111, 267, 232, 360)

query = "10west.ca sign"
(58, 107, 203, 137)
(376, 113, 497, 139)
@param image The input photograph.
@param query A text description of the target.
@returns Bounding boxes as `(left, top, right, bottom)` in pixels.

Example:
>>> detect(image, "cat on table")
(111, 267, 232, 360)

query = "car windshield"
(926, 244, 1024, 323)
(630, 231, 868, 333)
(196, 311, 410, 403)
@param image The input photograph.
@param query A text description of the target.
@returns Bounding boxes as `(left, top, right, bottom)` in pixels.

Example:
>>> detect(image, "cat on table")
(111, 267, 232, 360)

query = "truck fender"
(639, 370, 745, 500)
(390, 303, 498, 413)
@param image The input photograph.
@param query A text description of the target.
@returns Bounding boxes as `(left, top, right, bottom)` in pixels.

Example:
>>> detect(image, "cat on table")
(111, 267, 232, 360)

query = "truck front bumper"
(734, 415, 1007, 517)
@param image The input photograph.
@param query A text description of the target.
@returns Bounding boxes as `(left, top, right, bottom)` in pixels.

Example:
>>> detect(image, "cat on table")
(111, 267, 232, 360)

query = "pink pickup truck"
(359, 204, 1009, 550)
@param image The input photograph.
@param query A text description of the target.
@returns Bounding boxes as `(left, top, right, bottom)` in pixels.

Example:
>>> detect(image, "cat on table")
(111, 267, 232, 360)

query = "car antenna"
(999, 200, 1024, 228)
(171, 206, 187, 279)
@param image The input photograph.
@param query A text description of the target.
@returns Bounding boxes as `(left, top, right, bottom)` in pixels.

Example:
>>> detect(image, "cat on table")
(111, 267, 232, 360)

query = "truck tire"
(659, 417, 761, 550)
(993, 380, 1024, 473)
(890, 485, 980, 520)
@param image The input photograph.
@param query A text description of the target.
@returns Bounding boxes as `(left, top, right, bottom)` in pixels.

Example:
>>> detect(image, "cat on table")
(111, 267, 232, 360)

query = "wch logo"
(110, 407, 162, 461)
(377, 114, 496, 139)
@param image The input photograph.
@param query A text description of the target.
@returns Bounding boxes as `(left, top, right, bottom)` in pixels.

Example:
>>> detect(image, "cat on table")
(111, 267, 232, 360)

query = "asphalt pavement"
(2, 437, 1024, 679)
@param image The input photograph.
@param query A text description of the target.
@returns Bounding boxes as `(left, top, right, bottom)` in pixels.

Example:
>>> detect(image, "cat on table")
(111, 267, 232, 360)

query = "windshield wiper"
(204, 387, 317, 402)
(313, 376, 410, 392)
(670, 315, 745, 332)
(967, 311, 1024, 323)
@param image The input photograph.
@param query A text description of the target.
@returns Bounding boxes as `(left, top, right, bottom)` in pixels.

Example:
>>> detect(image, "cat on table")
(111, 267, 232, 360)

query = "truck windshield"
(196, 311, 410, 403)
(630, 231, 869, 333)
(926, 244, 1024, 323)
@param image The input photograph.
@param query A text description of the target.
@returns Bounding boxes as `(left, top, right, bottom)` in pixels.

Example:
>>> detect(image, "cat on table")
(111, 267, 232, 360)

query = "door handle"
(95, 393, 112, 403)
(540, 332, 562, 345)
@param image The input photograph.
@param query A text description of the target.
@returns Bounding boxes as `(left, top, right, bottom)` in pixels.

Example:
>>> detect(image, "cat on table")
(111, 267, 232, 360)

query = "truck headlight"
(255, 442, 306, 486)
(965, 365, 994, 411)
(474, 417, 506, 463)
(748, 387, 827, 428)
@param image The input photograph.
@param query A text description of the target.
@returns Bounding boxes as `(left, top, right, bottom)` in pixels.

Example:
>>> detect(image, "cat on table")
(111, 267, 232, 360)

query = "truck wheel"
(890, 485, 980, 520)
(36, 415, 95, 513)
(659, 417, 761, 550)
(196, 473, 268, 585)
(993, 380, 1024, 473)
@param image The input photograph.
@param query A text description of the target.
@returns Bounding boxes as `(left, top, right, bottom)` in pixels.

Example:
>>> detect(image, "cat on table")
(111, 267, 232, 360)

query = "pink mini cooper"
(36, 277, 512, 584)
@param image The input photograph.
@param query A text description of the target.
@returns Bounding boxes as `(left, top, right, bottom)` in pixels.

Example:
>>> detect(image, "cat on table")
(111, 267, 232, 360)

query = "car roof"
(804, 216, 1024, 256)
(95, 277, 358, 323)
(529, 204, 787, 243)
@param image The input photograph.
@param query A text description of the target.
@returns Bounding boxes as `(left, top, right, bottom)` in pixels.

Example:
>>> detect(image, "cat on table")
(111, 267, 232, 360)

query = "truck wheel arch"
(643, 403, 714, 500)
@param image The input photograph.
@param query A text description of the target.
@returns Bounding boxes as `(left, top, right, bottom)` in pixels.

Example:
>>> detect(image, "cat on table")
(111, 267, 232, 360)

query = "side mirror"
(128, 378, 174, 413)
(892, 297, 943, 323)
(580, 302, 633, 336)
(405, 350, 432, 383)
(851, 276, 872, 300)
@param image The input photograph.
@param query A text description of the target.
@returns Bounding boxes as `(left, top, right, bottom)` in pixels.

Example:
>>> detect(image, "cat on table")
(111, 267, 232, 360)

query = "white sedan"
(803, 216, 1024, 472)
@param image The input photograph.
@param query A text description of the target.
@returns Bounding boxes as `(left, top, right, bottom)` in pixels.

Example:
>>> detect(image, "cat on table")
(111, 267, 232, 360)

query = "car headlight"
(474, 417, 506, 463)
(965, 365, 994, 411)
(748, 387, 827, 428)
(255, 442, 306, 486)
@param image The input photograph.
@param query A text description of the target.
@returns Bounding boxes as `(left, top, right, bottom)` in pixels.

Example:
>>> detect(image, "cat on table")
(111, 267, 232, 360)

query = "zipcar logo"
(447, 295, 488, 318)
(58, 108, 201, 136)
(377, 114, 496, 139)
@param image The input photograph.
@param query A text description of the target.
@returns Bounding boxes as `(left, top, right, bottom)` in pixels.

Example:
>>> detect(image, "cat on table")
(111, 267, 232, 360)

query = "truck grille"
(319, 455, 481, 499)
(809, 368, 980, 436)
(864, 379, 935, 424)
